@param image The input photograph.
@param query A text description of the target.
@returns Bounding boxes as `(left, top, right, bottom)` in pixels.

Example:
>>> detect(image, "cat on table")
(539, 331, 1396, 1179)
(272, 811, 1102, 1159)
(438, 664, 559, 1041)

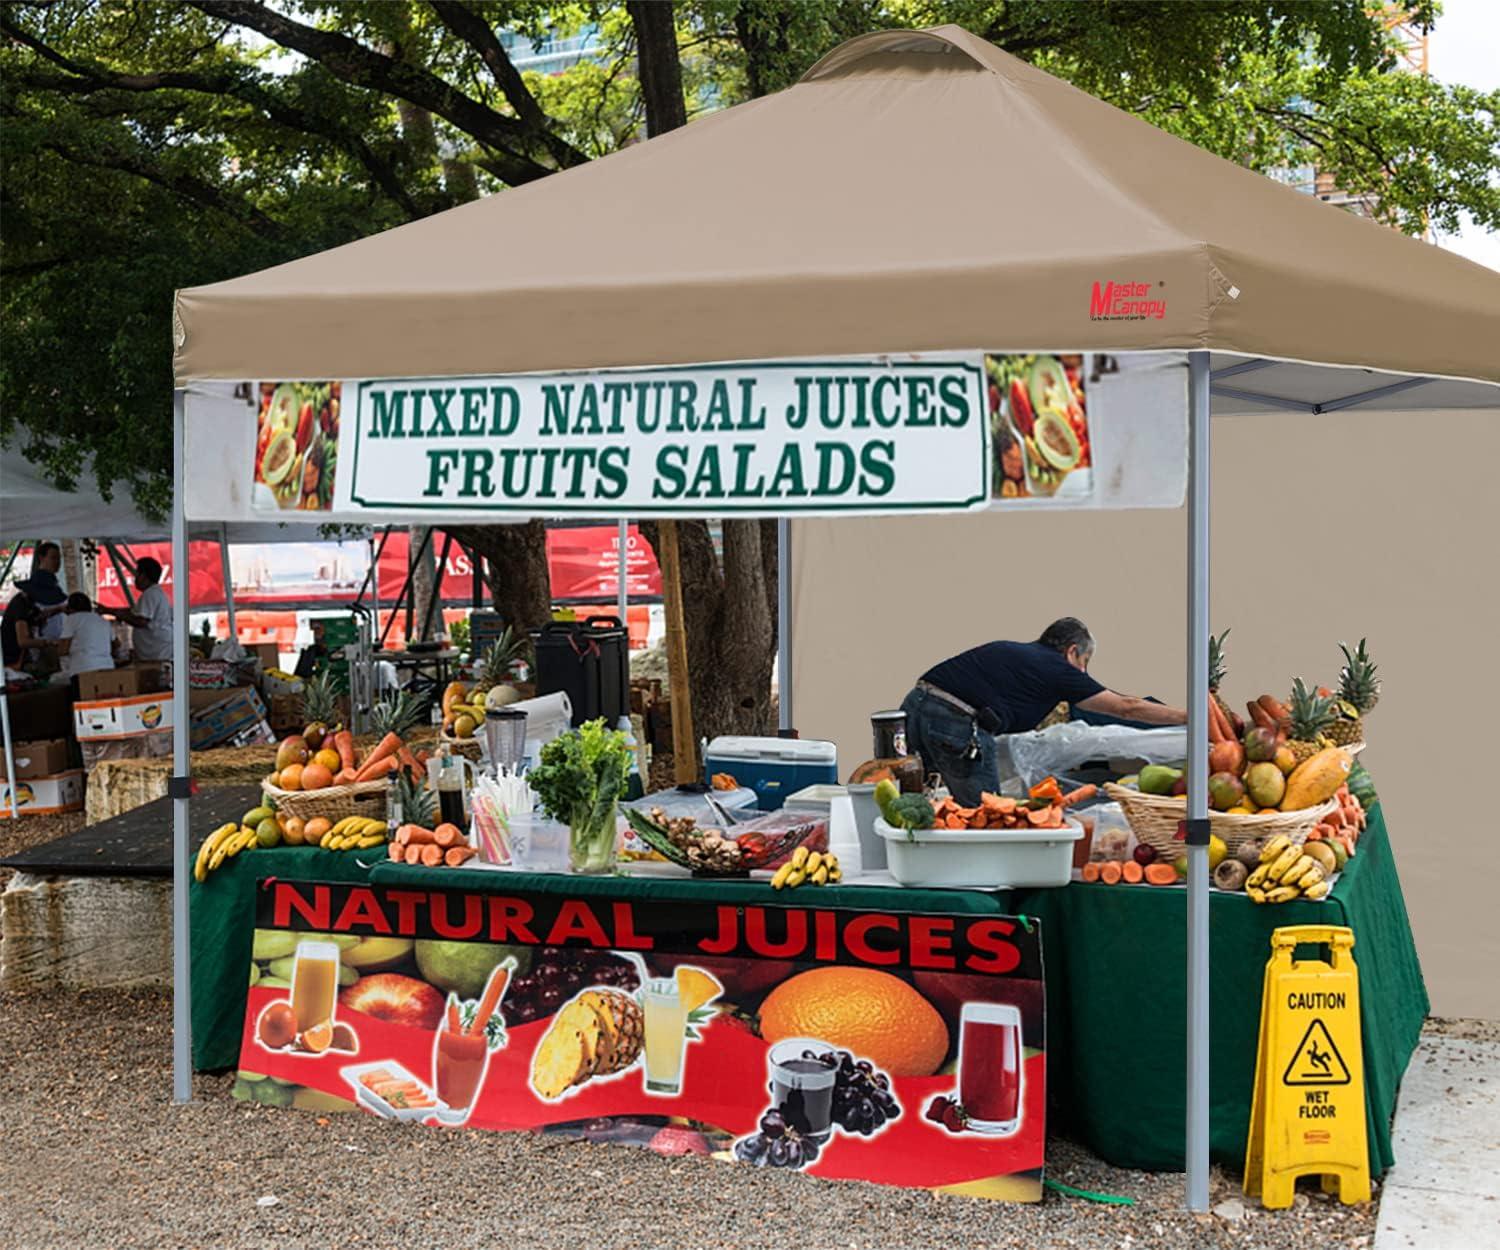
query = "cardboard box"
(74, 692, 174, 741)
(249, 643, 283, 672)
(190, 686, 269, 750)
(0, 769, 85, 818)
(75, 663, 168, 702)
(0, 738, 72, 780)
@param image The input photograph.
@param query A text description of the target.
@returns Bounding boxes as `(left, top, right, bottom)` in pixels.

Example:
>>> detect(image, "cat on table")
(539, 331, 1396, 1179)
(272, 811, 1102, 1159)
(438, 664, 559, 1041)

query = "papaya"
(1280, 747, 1353, 811)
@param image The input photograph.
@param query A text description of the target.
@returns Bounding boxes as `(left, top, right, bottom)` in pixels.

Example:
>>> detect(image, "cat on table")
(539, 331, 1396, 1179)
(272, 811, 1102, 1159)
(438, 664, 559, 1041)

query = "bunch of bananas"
(770, 845, 843, 890)
(1245, 834, 1330, 904)
(319, 816, 388, 850)
(194, 822, 257, 881)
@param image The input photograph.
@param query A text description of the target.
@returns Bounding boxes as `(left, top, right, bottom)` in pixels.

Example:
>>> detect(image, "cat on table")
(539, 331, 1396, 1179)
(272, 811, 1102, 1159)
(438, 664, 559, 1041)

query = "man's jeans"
(899, 685, 999, 806)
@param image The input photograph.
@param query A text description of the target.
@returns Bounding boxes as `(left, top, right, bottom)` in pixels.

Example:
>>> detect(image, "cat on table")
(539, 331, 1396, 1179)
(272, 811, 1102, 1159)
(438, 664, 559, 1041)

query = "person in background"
(53, 593, 116, 680)
(900, 617, 1187, 805)
(24, 542, 69, 639)
(2, 587, 45, 672)
(102, 557, 173, 662)
(294, 620, 330, 680)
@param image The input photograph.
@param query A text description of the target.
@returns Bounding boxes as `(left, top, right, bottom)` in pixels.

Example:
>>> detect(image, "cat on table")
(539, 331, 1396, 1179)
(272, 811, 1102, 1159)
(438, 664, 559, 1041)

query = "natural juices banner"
(235, 880, 1047, 1200)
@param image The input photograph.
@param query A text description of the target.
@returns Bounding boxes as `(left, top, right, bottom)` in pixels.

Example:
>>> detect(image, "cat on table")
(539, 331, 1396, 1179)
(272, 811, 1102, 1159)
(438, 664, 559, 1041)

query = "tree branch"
(188, 0, 559, 185)
(426, 0, 585, 169)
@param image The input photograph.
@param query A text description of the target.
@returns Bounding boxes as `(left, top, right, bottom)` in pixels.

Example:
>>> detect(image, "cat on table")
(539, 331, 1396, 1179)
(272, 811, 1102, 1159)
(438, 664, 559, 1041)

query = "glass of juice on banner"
(290, 940, 340, 1034)
(642, 978, 687, 1095)
(767, 1039, 837, 1142)
(958, 1002, 1023, 1135)
(434, 1022, 489, 1119)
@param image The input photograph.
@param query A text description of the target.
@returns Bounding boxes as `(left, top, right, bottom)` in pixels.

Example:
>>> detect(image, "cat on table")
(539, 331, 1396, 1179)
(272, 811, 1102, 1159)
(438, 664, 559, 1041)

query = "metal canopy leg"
(171, 388, 193, 1103)
(220, 523, 238, 643)
(616, 520, 629, 622)
(1185, 351, 1212, 1209)
(777, 519, 792, 734)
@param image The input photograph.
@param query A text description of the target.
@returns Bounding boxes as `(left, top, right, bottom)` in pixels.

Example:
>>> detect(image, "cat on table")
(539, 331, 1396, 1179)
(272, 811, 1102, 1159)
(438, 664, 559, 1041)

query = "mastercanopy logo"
(1089, 281, 1167, 322)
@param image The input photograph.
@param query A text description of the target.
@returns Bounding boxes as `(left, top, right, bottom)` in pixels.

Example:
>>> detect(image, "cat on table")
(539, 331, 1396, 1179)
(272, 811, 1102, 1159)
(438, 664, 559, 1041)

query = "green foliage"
(2, 0, 1494, 518)
(528, 717, 630, 826)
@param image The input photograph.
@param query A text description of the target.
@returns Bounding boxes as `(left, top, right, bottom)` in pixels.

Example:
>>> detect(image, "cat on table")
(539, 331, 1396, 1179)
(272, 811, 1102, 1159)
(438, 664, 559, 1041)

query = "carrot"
(446, 996, 461, 1035)
(434, 822, 464, 848)
(1081, 862, 1102, 883)
(335, 768, 357, 785)
(397, 745, 422, 777)
(444, 846, 477, 867)
(353, 732, 403, 780)
(398, 825, 437, 846)
(1210, 697, 1235, 744)
(1060, 784, 1097, 807)
(333, 729, 357, 773)
(388, 842, 407, 861)
(352, 755, 400, 783)
(1100, 861, 1123, 885)
(1207, 697, 1227, 744)
(469, 960, 513, 1036)
(419, 844, 444, 867)
(1144, 863, 1179, 886)
(1121, 860, 1144, 884)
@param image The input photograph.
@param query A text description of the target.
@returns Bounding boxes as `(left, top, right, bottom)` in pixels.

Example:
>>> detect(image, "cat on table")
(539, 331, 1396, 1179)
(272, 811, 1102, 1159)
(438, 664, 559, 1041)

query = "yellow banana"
(1267, 845, 1303, 882)
(1246, 883, 1268, 904)
(1302, 878, 1332, 900)
(1265, 885, 1301, 904)
(355, 834, 386, 849)
(824, 854, 839, 871)
(1280, 856, 1317, 888)
(1259, 835, 1292, 865)
(771, 863, 794, 890)
(1246, 863, 1272, 890)
(225, 830, 255, 857)
(784, 868, 807, 889)
(791, 846, 809, 870)
(811, 865, 829, 886)
(320, 829, 337, 849)
(195, 824, 237, 882)
(828, 868, 843, 883)
(331, 817, 359, 835)
(805, 851, 824, 875)
(207, 843, 232, 872)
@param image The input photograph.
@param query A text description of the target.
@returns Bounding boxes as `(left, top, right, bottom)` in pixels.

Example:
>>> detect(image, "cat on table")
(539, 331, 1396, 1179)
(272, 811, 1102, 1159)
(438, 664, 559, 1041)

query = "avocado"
(1138, 764, 1183, 796)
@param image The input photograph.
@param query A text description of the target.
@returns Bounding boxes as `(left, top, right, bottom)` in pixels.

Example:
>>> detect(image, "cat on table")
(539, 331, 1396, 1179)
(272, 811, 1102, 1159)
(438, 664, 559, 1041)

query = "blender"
(481, 708, 529, 775)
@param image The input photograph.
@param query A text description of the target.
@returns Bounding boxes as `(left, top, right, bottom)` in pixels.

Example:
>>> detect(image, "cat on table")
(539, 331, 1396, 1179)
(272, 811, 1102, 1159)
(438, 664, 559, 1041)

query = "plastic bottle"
(619, 715, 644, 801)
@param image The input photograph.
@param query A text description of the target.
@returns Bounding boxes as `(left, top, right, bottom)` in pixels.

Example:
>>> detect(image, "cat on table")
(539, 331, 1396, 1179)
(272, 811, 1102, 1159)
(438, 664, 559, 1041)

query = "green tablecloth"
(1012, 803, 1426, 1175)
(190, 846, 378, 1070)
(191, 806, 1426, 1176)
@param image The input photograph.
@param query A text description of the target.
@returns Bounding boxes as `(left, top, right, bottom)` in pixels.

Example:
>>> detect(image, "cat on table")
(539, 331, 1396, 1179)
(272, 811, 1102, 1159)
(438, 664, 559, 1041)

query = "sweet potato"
(1144, 863, 1179, 886)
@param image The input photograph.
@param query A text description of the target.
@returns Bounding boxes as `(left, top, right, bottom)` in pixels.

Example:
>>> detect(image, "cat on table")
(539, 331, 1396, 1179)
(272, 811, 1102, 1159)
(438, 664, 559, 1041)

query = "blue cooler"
(703, 736, 838, 811)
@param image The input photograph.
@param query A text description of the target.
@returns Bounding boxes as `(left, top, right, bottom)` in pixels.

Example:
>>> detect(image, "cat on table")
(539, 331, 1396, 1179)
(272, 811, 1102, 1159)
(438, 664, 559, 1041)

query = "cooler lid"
(783, 784, 850, 809)
(704, 736, 837, 764)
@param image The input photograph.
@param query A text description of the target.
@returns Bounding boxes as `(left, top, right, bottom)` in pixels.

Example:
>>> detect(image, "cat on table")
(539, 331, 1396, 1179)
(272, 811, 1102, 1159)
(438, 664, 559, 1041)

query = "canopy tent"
(169, 24, 1500, 1209)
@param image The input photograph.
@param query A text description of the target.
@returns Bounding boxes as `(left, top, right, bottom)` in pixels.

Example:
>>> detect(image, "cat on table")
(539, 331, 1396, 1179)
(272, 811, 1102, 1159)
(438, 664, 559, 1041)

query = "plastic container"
(703, 736, 837, 811)
(874, 815, 1083, 889)
(784, 784, 861, 876)
(847, 783, 885, 872)
(531, 616, 629, 727)
(507, 812, 571, 873)
(628, 785, 758, 826)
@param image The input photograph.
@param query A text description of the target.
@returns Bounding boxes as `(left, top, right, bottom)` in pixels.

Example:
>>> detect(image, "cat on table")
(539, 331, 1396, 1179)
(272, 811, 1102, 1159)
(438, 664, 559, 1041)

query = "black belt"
(915, 680, 977, 718)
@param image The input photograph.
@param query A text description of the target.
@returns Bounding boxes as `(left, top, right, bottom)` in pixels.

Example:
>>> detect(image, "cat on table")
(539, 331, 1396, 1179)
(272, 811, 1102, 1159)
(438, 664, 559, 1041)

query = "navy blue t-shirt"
(921, 641, 1106, 733)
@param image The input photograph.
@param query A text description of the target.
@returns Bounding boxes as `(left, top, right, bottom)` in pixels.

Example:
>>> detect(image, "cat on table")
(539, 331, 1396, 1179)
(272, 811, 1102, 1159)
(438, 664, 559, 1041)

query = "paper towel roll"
(507, 691, 573, 752)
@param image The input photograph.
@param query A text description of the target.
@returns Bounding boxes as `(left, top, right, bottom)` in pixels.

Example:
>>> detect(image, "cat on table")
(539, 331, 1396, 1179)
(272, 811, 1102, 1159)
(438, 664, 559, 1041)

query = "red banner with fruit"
(237, 879, 1046, 1199)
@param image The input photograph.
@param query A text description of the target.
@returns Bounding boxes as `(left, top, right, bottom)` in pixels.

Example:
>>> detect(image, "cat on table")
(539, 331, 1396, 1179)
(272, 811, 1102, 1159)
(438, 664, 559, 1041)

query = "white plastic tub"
(874, 815, 1083, 889)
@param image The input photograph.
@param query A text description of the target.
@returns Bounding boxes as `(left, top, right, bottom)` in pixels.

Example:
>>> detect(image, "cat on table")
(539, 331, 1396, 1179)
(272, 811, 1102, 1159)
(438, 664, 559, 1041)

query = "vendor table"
(191, 803, 1423, 1175)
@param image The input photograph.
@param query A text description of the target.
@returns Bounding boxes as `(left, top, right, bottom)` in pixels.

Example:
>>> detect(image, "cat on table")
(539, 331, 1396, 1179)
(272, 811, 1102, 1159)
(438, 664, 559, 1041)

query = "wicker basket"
(1103, 783, 1337, 862)
(262, 774, 390, 824)
(439, 732, 483, 763)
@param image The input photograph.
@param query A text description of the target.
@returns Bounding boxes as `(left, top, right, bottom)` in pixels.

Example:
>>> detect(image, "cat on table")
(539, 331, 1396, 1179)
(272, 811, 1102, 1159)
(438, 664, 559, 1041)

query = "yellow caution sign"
(1245, 925, 1370, 1209)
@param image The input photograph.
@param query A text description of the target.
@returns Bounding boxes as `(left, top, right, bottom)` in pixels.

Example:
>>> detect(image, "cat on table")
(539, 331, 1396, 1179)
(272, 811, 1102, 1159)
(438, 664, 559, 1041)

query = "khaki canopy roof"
(174, 25, 1500, 390)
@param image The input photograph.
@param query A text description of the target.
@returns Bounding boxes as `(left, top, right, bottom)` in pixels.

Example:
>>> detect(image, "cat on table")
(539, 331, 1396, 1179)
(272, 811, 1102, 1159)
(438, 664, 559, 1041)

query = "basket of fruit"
(622, 807, 826, 877)
(1105, 783, 1338, 864)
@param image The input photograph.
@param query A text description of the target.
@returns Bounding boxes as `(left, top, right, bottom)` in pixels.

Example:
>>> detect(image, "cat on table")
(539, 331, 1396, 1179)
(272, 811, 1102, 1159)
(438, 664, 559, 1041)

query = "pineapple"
(387, 767, 436, 826)
(368, 690, 425, 739)
(1327, 639, 1380, 746)
(471, 625, 531, 702)
(300, 670, 341, 730)
(1286, 677, 1336, 764)
(1208, 629, 1235, 728)
(580, 988, 644, 1074)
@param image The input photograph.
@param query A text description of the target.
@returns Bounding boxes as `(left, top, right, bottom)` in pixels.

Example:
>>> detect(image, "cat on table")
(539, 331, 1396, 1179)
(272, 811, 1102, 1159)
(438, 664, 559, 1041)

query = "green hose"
(1044, 1177, 1137, 1205)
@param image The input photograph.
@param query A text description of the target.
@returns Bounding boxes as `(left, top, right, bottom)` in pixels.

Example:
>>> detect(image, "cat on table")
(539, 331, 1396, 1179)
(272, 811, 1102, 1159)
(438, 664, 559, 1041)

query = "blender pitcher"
(482, 708, 529, 774)
(427, 744, 477, 828)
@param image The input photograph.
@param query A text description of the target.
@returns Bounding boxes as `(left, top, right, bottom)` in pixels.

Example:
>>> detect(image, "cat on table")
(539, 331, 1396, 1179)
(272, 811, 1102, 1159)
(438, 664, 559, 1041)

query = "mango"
(1139, 765, 1182, 796)
(1207, 772, 1245, 811)
(1243, 761, 1286, 808)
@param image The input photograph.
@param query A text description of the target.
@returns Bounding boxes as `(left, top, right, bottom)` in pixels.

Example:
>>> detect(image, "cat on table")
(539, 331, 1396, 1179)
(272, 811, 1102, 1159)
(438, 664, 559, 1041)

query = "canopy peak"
(799, 26, 1002, 84)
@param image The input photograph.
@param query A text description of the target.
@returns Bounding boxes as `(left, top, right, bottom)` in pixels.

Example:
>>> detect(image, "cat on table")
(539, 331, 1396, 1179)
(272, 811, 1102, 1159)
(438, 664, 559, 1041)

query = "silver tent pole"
(1, 693, 18, 819)
(777, 519, 792, 732)
(616, 520, 629, 622)
(220, 523, 238, 642)
(1185, 351, 1211, 1209)
(171, 388, 194, 1103)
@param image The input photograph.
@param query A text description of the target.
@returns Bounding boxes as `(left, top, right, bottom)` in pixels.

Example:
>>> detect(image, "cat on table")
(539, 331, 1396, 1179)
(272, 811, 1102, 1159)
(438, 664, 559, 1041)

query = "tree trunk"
(628, 2, 688, 134)
(410, 526, 439, 640)
(445, 522, 553, 635)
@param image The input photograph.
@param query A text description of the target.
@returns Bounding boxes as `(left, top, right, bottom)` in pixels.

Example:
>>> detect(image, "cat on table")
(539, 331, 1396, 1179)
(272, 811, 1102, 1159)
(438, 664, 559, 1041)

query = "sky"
(1427, 0, 1500, 272)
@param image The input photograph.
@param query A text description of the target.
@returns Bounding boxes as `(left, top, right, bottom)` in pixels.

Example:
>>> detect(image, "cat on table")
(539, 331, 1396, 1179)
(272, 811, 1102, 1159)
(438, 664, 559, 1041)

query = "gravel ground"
(0, 988, 1380, 1250)
(0, 810, 86, 885)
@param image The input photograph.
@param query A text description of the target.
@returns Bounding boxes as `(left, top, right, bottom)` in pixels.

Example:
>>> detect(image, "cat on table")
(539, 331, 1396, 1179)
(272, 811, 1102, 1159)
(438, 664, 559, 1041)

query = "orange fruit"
(675, 966, 723, 1014)
(313, 748, 341, 773)
(301, 762, 334, 791)
(301, 1020, 334, 1053)
(758, 967, 949, 1076)
(304, 817, 332, 840)
(278, 763, 304, 791)
(281, 816, 306, 846)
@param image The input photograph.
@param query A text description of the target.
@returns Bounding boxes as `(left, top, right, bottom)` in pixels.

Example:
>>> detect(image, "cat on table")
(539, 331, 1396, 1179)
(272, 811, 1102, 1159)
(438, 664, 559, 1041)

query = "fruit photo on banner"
(236, 886, 1046, 1199)
(254, 381, 340, 512)
(985, 353, 1093, 501)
